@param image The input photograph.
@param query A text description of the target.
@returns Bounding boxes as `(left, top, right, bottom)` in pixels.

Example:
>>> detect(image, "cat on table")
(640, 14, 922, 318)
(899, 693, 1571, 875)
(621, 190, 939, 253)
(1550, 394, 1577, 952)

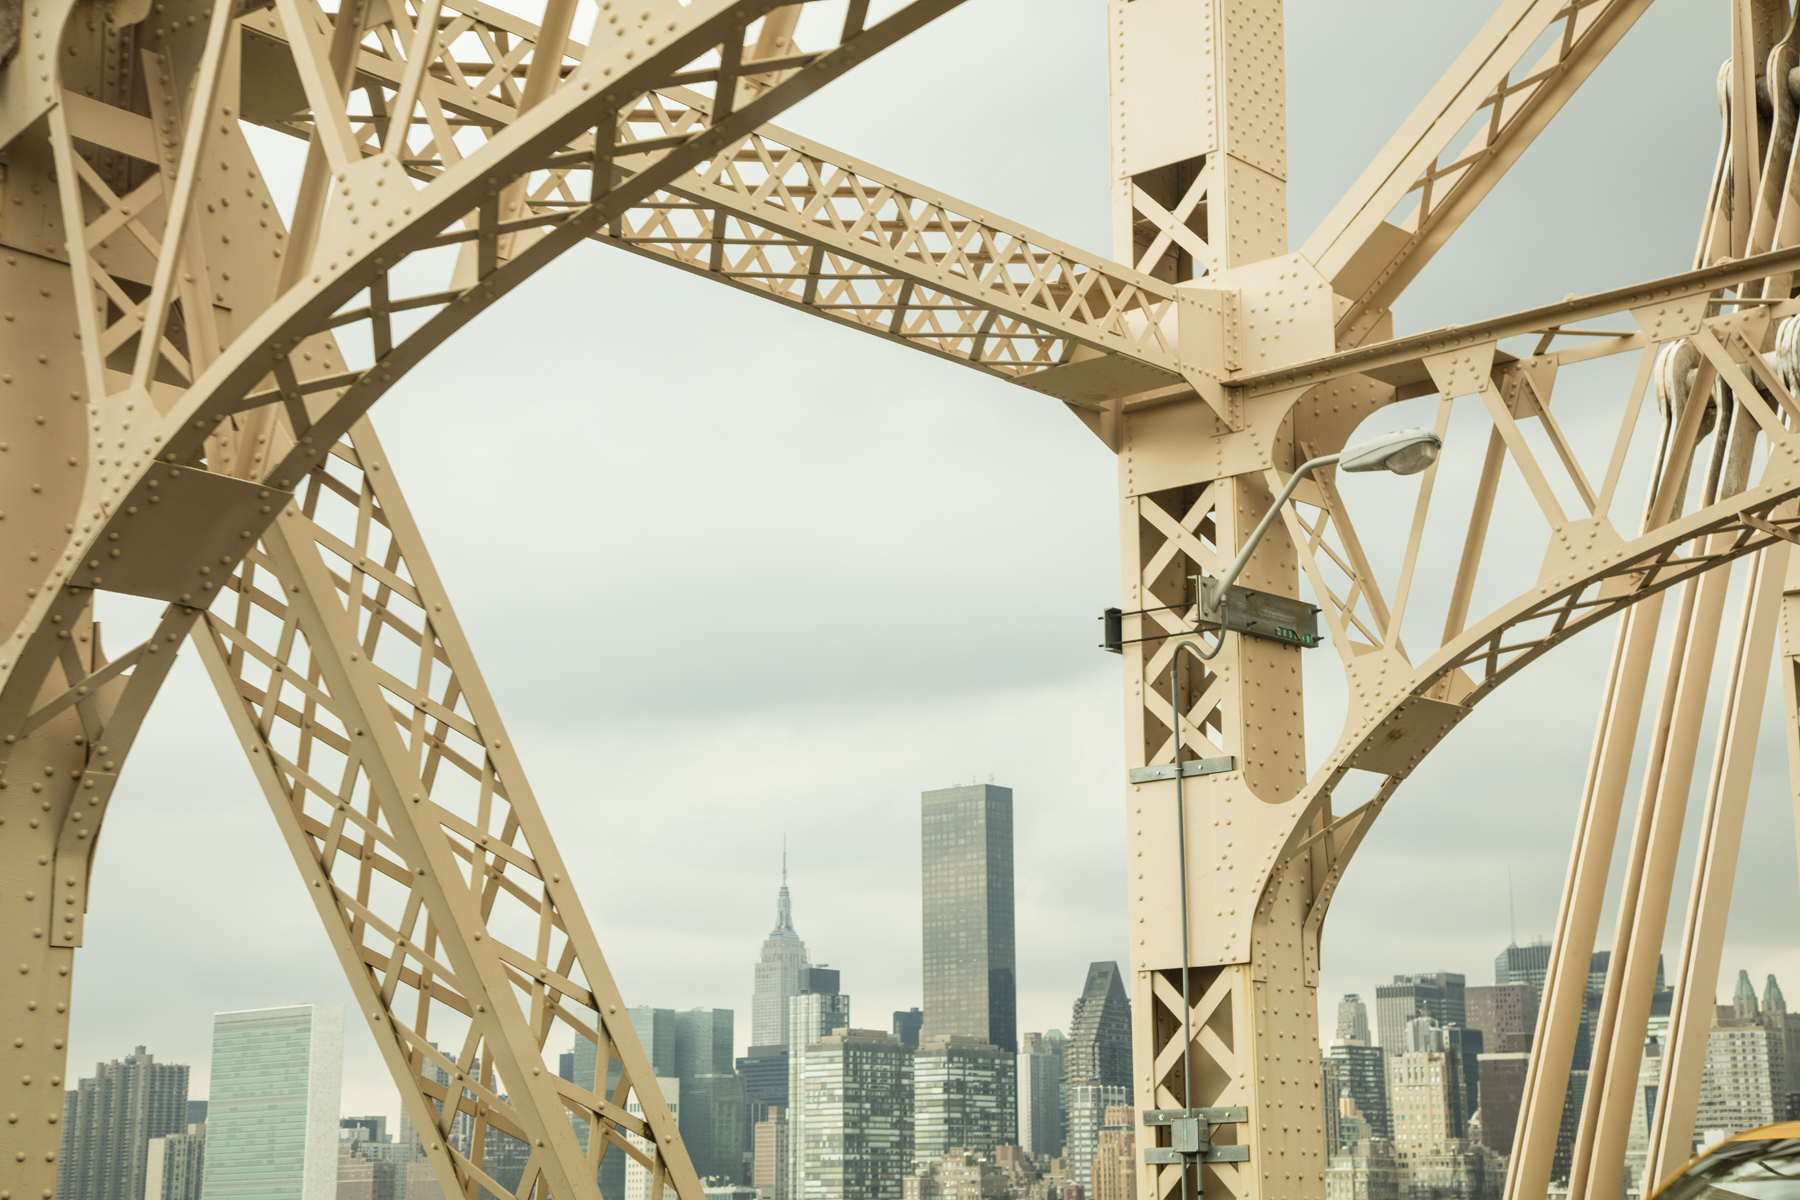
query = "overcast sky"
(63, 0, 1800, 1125)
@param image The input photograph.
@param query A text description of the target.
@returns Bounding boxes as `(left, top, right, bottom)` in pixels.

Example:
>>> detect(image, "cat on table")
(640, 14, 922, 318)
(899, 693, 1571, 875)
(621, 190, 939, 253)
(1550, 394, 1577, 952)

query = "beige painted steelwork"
(7, 2, 1800, 1200)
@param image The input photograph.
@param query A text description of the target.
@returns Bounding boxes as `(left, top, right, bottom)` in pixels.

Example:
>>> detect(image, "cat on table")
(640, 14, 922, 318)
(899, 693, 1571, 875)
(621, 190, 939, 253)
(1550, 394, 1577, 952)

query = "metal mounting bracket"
(1127, 758, 1236, 784)
(1143, 1107, 1250, 1166)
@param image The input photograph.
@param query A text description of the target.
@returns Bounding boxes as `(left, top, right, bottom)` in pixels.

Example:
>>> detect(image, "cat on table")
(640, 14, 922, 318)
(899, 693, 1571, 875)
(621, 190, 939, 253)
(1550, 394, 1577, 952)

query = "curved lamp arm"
(1198, 426, 1442, 622)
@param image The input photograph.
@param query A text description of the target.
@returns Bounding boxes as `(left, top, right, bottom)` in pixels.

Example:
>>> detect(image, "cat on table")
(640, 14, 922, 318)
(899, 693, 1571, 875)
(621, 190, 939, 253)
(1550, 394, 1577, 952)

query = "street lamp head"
(1338, 427, 1443, 476)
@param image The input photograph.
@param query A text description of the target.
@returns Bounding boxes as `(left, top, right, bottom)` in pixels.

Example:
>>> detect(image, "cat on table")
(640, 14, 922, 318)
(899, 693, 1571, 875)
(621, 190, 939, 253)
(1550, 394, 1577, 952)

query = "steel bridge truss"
(5, 3, 1800, 1200)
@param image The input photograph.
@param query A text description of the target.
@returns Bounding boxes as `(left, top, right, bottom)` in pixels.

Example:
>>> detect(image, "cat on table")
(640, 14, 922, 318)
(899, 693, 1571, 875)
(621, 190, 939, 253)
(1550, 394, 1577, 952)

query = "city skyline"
(60, 928, 1800, 1200)
(49, 0, 1800, 1140)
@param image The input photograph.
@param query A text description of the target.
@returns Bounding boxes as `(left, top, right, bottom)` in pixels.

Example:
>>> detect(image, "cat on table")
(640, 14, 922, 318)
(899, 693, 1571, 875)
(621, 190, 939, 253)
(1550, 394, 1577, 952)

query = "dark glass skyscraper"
(1064, 962, 1132, 1088)
(920, 784, 1017, 1053)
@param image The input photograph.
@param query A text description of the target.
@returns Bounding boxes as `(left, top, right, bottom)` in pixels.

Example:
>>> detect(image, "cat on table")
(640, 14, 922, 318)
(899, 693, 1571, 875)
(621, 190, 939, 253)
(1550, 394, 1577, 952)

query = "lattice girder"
(0, 2, 966, 1196)
(194, 421, 685, 1200)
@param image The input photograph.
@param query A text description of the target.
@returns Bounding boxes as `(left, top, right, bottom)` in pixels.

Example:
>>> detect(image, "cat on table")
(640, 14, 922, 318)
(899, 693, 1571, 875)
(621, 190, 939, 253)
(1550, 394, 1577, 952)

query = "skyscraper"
(1336, 995, 1370, 1044)
(200, 1005, 343, 1200)
(1018, 1032, 1067, 1160)
(920, 784, 1017, 1053)
(631, 1007, 680, 1078)
(1476, 1049, 1530, 1157)
(786, 987, 850, 1200)
(624, 1079, 681, 1200)
(1464, 984, 1537, 1051)
(58, 1046, 191, 1200)
(752, 853, 812, 1049)
(1698, 971, 1788, 1137)
(753, 1107, 788, 1198)
(1091, 1106, 1137, 1200)
(913, 1036, 1016, 1161)
(1065, 1083, 1130, 1195)
(1384, 1024, 1466, 1169)
(1323, 1040, 1390, 1142)
(1065, 962, 1133, 1089)
(893, 1009, 923, 1050)
(1494, 942, 1554, 996)
(796, 1030, 913, 1200)
(146, 1129, 207, 1200)
(675, 1009, 744, 1183)
(737, 1046, 790, 1128)
(1373, 974, 1465, 1058)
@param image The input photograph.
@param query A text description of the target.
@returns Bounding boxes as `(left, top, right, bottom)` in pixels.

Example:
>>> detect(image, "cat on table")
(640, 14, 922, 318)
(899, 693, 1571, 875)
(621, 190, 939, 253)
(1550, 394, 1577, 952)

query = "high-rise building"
(624, 1079, 681, 1200)
(201, 1005, 343, 1200)
(753, 1106, 788, 1198)
(1065, 1083, 1130, 1197)
(1494, 942, 1554, 997)
(1018, 1033, 1067, 1160)
(753, 854, 813, 1050)
(57, 1045, 191, 1200)
(1324, 1041, 1390, 1142)
(893, 1009, 924, 1051)
(683, 1072, 746, 1184)
(738, 1045, 789, 1124)
(632, 1008, 681, 1078)
(786, 988, 851, 1200)
(146, 1128, 207, 1200)
(743, 967, 839, 1186)
(1065, 963, 1132, 1089)
(1698, 973, 1787, 1138)
(1385, 1018, 1471, 1174)
(1623, 1035, 1665, 1194)
(913, 1036, 1015, 1162)
(673, 1009, 744, 1182)
(1445, 1024, 1484, 1117)
(920, 784, 1017, 1054)
(1373, 974, 1465, 1058)
(1090, 1106, 1137, 1200)
(677, 1009, 734, 1082)
(796, 1029, 913, 1200)
(1475, 1047, 1529, 1159)
(1464, 984, 1537, 1052)
(1552, 1069, 1587, 1184)
(1337, 996, 1371, 1044)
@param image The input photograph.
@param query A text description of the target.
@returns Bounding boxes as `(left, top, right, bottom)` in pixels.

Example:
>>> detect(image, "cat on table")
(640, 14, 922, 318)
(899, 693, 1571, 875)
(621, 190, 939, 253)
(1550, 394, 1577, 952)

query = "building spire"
(1735, 968, 1760, 1018)
(775, 844, 794, 933)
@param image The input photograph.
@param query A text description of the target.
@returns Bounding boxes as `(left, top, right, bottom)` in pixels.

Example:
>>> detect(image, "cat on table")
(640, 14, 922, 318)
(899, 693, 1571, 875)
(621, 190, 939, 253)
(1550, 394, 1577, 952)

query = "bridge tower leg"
(1108, 7, 1326, 1200)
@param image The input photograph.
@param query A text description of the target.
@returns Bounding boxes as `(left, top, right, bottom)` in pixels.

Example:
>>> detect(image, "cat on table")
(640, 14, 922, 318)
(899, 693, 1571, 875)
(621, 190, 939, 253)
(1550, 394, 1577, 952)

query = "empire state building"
(750, 855, 811, 1047)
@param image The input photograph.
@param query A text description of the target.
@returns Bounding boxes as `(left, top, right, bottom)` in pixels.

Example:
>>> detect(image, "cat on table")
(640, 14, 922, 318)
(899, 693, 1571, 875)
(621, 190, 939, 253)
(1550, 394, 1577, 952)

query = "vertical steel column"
(1110, 7, 1318, 1200)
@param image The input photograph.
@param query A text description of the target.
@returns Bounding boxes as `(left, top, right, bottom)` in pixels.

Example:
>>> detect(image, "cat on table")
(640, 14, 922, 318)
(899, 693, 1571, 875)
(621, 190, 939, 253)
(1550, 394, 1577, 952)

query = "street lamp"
(1144, 425, 1444, 1193)
(1195, 426, 1443, 637)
